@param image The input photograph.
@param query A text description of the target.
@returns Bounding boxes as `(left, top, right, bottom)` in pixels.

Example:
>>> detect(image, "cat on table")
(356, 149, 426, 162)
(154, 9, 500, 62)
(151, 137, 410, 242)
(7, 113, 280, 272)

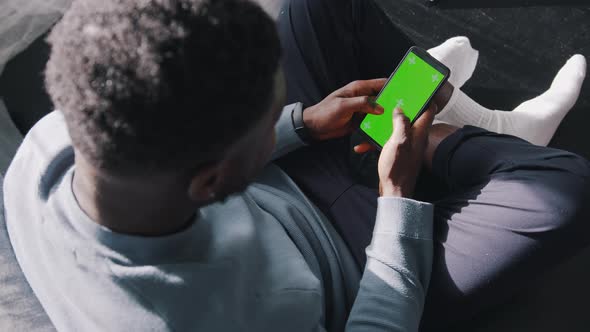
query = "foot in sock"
(426, 36, 478, 120)
(427, 36, 479, 88)
(437, 54, 587, 146)
(510, 54, 587, 145)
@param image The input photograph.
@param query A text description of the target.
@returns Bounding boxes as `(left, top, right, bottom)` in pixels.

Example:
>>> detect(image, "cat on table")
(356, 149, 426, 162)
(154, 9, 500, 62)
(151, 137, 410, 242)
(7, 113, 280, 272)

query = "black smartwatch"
(291, 102, 313, 144)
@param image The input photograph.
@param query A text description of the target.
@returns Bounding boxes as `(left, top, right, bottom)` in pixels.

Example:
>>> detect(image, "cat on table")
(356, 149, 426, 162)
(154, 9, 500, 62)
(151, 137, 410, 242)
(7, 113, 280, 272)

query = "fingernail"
(394, 107, 403, 114)
(368, 97, 378, 107)
(375, 105, 384, 114)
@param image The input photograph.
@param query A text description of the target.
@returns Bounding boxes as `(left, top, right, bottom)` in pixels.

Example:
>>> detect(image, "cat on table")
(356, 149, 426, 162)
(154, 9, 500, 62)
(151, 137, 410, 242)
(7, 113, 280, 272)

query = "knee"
(539, 152, 590, 231)
(554, 152, 590, 202)
(557, 151, 590, 178)
(529, 149, 590, 192)
(507, 151, 589, 228)
(570, 155, 590, 220)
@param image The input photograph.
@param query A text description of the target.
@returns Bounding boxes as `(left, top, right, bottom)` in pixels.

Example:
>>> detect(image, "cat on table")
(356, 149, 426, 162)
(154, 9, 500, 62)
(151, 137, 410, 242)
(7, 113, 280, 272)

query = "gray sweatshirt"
(4, 104, 434, 332)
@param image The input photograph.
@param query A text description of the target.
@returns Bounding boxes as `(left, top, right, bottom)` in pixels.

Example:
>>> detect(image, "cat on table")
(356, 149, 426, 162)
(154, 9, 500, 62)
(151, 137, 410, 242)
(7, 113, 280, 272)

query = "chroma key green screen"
(360, 51, 445, 147)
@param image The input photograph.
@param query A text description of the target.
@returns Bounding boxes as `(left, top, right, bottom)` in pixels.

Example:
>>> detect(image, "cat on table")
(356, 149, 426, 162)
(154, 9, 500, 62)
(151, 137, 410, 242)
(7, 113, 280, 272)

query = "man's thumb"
(391, 107, 411, 141)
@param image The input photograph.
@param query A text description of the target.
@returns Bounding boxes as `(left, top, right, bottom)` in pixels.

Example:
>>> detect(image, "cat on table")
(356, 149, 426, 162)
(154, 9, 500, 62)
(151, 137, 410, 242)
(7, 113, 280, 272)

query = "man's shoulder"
(20, 111, 72, 160)
(3, 110, 75, 249)
(4, 111, 73, 198)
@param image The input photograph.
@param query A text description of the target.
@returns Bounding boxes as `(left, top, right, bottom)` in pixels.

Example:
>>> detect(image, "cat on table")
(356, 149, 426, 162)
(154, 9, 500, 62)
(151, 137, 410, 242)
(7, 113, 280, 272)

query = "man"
(3, 0, 589, 331)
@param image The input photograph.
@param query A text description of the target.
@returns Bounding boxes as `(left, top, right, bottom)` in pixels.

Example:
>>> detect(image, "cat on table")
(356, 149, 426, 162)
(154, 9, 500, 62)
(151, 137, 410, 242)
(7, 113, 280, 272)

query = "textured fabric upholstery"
(0, 175, 55, 331)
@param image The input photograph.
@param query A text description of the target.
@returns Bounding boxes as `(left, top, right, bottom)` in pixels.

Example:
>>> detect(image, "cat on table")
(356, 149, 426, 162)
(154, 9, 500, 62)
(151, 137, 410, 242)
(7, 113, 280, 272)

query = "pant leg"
(277, 0, 413, 105)
(419, 126, 590, 330)
(276, 0, 413, 266)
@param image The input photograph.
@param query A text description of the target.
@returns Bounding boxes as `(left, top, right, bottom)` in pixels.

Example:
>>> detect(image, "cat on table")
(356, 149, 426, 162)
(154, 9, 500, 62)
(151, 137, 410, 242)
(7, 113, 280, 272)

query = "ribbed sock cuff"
(436, 89, 490, 128)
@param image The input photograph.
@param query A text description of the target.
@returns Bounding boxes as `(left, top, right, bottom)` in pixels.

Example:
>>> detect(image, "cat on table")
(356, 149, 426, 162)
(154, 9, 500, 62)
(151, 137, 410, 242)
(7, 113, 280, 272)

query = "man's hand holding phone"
(377, 105, 436, 198)
(301, 46, 447, 198)
(302, 79, 387, 141)
(302, 82, 436, 198)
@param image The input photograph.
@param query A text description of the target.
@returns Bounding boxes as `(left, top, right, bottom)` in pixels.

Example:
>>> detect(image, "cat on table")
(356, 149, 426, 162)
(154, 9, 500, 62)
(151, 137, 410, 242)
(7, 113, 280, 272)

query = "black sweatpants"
(274, 0, 590, 329)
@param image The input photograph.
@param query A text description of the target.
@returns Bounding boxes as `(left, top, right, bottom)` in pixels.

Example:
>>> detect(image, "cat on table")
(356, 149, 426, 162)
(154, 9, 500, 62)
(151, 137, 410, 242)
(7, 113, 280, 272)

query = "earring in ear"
(209, 191, 216, 199)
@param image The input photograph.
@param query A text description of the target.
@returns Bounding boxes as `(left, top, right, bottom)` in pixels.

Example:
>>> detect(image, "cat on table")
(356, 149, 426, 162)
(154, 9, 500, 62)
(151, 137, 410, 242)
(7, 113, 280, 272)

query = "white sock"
(427, 36, 479, 88)
(437, 54, 587, 146)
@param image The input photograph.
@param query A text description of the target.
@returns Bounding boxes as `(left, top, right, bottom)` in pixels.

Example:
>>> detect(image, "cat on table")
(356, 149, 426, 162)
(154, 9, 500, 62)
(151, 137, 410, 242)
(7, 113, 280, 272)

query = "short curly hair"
(45, 0, 281, 174)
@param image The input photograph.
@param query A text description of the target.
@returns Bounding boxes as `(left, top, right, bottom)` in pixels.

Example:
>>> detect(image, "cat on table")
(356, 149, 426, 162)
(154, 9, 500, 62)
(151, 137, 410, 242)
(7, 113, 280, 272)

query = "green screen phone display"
(360, 51, 445, 147)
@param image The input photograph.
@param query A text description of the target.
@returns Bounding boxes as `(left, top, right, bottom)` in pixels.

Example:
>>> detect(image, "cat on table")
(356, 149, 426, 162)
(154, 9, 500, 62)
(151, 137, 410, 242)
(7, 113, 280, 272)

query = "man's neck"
(72, 157, 198, 237)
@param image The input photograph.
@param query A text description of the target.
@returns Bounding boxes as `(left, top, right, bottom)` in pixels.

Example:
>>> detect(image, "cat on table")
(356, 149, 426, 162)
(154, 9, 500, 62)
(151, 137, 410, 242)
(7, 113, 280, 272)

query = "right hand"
(377, 105, 436, 198)
(303, 79, 386, 141)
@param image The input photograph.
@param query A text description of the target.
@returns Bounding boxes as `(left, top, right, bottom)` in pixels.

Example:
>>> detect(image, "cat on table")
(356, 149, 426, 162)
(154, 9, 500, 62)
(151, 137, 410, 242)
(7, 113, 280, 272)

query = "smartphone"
(358, 46, 450, 149)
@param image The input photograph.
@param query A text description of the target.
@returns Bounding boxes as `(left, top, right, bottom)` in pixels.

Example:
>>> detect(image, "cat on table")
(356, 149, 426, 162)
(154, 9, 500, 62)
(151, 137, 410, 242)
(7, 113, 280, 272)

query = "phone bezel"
(356, 46, 451, 151)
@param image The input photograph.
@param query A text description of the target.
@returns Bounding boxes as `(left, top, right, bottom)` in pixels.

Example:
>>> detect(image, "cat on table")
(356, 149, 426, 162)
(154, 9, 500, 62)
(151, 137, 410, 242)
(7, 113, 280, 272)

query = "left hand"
(303, 79, 386, 141)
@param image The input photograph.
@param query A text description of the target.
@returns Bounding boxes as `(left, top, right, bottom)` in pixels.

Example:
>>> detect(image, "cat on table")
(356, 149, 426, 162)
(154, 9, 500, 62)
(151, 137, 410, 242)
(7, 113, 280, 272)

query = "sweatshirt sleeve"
(344, 196, 434, 331)
(271, 103, 307, 160)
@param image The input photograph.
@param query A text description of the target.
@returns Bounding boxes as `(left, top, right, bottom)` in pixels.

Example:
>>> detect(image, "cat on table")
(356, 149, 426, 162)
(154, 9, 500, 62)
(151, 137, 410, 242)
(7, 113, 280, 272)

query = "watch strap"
(291, 102, 312, 144)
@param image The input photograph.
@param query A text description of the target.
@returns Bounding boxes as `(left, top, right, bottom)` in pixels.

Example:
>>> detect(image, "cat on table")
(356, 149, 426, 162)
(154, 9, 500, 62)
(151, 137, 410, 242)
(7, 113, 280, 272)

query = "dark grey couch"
(0, 175, 55, 331)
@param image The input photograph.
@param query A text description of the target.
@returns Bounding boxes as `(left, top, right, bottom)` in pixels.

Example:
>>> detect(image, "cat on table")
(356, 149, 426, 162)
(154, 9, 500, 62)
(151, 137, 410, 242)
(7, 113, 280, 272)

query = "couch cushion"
(0, 100, 23, 176)
(0, 175, 55, 331)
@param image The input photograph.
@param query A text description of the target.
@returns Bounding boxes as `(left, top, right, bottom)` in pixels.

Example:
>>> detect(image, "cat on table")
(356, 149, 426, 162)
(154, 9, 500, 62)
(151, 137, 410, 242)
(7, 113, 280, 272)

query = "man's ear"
(187, 163, 221, 203)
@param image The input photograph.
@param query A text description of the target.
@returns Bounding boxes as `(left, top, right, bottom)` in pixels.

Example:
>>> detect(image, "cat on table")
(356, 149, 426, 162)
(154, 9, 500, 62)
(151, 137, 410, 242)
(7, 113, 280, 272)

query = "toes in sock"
(511, 54, 587, 146)
(427, 36, 479, 88)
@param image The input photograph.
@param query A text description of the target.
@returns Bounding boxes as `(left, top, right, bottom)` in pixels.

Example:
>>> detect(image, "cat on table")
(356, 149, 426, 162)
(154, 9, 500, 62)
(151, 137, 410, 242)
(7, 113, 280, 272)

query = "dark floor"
(0, 33, 52, 135)
(376, 0, 590, 159)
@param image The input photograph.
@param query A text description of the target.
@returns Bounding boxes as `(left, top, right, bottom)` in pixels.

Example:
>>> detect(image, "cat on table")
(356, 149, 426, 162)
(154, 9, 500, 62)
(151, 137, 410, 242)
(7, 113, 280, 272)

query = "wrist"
(380, 188, 404, 198)
(302, 106, 319, 141)
(380, 181, 412, 198)
(292, 102, 313, 144)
